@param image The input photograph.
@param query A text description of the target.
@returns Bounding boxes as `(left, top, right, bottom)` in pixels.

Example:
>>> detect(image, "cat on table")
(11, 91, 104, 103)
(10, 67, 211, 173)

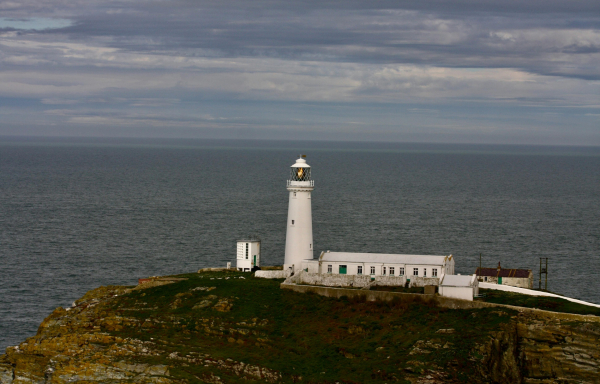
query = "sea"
(1, 137, 599, 351)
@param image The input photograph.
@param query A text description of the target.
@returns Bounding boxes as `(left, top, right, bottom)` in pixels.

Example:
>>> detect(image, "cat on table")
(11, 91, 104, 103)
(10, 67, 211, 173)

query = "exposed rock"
(191, 287, 216, 292)
(517, 314, 600, 383)
(347, 325, 364, 335)
(213, 298, 234, 312)
(0, 363, 14, 384)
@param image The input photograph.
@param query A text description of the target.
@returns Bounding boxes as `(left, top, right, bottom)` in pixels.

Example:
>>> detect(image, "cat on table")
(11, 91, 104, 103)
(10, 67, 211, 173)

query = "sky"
(0, 0, 599, 145)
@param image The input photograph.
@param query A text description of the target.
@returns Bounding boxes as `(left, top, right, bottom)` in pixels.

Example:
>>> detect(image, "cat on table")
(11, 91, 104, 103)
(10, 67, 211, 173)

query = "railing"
(287, 180, 314, 187)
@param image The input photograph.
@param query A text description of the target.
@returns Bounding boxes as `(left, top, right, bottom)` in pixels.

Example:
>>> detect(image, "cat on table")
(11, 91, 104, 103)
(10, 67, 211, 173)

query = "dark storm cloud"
(3, 0, 596, 79)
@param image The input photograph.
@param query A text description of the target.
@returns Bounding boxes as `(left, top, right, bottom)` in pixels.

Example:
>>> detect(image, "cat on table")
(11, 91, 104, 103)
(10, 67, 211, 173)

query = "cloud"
(41, 98, 79, 104)
(0, 17, 72, 30)
(0, 0, 599, 144)
(1, 1, 598, 79)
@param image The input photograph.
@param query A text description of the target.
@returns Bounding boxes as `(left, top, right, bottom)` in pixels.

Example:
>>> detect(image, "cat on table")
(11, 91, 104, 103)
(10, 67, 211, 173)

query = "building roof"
(291, 157, 310, 168)
(319, 252, 451, 265)
(476, 267, 531, 278)
(440, 274, 476, 287)
(237, 238, 260, 243)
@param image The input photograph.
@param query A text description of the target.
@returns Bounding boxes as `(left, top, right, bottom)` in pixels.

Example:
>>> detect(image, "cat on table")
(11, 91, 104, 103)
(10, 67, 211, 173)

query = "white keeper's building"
(302, 251, 454, 286)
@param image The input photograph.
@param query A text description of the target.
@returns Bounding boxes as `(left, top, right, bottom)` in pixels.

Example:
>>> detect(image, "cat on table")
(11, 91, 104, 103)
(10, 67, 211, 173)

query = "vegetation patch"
(100, 270, 516, 383)
(5, 271, 599, 384)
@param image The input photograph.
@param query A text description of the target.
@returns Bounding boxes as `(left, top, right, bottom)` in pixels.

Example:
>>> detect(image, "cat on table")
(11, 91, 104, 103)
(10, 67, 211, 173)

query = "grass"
(479, 289, 600, 316)
(103, 270, 517, 383)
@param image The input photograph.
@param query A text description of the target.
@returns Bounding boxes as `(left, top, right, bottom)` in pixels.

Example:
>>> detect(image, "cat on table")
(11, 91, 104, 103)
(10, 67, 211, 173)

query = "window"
(389, 267, 395, 276)
(432, 268, 438, 277)
(327, 265, 332, 273)
(291, 220, 294, 225)
(423, 269, 427, 277)
(310, 244, 312, 249)
(293, 192, 296, 197)
(245, 255, 248, 259)
(484, 276, 488, 282)
(413, 268, 419, 276)
(245, 243, 249, 258)
(291, 167, 311, 181)
(357, 266, 363, 275)
(400, 267, 405, 276)
(370, 266, 375, 275)
(382, 267, 387, 275)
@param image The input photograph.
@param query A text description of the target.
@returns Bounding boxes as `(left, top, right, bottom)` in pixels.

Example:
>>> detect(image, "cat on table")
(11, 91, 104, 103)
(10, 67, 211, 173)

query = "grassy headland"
(4, 269, 600, 383)
(105, 270, 515, 383)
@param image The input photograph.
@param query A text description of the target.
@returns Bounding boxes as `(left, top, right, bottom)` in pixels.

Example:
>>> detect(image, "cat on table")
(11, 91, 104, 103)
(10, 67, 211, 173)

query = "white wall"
(290, 272, 406, 288)
(440, 286, 474, 301)
(481, 276, 532, 289)
(284, 188, 313, 271)
(237, 241, 260, 271)
(255, 270, 288, 279)
(408, 276, 441, 288)
(305, 260, 319, 273)
(316, 261, 446, 279)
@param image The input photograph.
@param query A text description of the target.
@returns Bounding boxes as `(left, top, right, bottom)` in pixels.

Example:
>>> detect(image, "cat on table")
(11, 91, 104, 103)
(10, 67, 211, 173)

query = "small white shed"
(439, 274, 479, 301)
(236, 239, 260, 272)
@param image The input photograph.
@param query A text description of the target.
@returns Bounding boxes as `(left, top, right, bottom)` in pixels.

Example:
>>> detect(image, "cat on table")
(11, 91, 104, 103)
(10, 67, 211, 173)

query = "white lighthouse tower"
(284, 155, 315, 273)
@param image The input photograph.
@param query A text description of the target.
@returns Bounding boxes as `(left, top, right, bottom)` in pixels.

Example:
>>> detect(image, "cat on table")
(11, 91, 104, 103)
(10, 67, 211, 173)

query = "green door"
(253, 255, 256, 267)
(498, 277, 502, 284)
(339, 265, 347, 275)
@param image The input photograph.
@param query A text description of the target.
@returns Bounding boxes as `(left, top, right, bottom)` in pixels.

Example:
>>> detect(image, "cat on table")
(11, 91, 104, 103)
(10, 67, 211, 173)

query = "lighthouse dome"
(291, 157, 311, 168)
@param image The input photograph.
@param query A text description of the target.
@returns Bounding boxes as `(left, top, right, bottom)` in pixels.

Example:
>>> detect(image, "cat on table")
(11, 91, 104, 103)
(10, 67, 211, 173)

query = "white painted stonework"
(301, 251, 454, 287)
(236, 240, 260, 271)
(288, 271, 406, 288)
(255, 270, 289, 279)
(439, 274, 479, 301)
(284, 157, 314, 272)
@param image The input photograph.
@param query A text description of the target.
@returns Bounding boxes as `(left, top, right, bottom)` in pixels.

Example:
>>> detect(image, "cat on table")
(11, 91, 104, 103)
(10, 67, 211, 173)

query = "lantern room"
(288, 156, 314, 187)
(290, 159, 311, 182)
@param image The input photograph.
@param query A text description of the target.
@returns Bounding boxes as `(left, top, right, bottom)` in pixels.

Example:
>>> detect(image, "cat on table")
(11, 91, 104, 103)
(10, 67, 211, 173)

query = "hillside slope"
(1, 270, 598, 383)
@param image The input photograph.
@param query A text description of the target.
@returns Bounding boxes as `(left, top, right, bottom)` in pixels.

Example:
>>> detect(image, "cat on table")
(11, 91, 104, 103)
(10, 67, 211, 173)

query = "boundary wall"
(255, 270, 289, 279)
(283, 271, 411, 288)
(288, 272, 407, 288)
(255, 270, 439, 289)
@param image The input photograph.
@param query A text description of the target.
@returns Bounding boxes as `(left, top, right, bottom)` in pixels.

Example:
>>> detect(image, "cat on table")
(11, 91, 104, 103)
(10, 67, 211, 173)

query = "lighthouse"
(284, 156, 315, 272)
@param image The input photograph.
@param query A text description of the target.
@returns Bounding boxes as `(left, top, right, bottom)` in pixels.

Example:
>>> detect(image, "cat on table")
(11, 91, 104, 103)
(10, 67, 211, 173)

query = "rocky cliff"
(1, 271, 598, 383)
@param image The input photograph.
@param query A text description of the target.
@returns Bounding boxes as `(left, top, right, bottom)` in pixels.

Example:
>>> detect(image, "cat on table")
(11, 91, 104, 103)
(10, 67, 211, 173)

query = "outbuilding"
(236, 239, 260, 272)
(439, 274, 479, 301)
(476, 262, 533, 289)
